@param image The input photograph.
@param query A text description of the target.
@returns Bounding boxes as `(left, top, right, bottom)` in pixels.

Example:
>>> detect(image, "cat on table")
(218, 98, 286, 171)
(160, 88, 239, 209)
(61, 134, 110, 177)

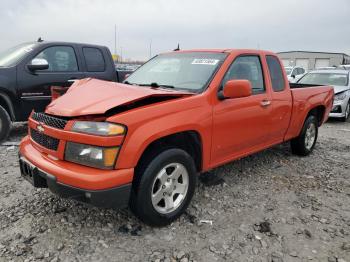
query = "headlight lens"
(334, 91, 347, 101)
(65, 142, 119, 169)
(71, 122, 125, 136)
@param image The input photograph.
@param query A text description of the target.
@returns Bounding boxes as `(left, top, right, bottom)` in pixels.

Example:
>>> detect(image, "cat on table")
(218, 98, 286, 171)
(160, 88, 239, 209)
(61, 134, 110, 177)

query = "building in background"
(277, 51, 350, 71)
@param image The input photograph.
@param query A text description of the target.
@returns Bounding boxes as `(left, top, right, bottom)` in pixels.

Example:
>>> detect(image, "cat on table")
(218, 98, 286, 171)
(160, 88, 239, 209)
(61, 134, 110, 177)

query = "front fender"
(0, 67, 18, 120)
(0, 90, 16, 120)
(115, 106, 212, 170)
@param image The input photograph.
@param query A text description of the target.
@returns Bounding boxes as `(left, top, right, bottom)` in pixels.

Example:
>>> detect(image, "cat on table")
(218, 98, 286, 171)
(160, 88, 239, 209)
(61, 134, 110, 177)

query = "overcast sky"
(0, 0, 349, 61)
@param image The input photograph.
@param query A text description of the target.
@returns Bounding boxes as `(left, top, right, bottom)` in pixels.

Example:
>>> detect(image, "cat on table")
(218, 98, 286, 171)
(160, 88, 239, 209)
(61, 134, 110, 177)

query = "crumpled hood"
(46, 78, 192, 117)
(333, 85, 350, 94)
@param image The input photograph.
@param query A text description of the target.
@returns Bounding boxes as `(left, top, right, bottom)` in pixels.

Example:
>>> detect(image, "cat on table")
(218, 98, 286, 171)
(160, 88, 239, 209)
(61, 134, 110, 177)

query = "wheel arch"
(135, 130, 203, 174)
(306, 105, 326, 126)
(0, 91, 16, 121)
(284, 103, 327, 141)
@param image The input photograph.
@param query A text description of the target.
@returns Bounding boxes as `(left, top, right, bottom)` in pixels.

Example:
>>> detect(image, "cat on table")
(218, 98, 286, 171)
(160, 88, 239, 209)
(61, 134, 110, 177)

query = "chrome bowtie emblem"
(37, 124, 45, 133)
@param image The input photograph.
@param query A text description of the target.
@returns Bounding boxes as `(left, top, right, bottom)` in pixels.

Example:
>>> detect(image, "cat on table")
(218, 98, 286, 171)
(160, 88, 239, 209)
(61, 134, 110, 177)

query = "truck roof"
(25, 40, 108, 49)
(163, 48, 277, 56)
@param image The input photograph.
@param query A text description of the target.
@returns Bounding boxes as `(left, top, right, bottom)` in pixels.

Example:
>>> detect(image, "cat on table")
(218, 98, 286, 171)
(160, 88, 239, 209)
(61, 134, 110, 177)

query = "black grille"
(31, 112, 67, 130)
(30, 128, 59, 151)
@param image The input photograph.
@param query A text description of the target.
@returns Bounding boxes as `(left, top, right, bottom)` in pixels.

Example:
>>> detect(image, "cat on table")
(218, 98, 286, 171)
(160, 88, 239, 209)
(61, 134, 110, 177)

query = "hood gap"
(104, 95, 183, 117)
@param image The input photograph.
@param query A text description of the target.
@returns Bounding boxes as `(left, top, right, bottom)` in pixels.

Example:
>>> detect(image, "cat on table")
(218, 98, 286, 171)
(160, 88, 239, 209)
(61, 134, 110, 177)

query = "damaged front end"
(45, 78, 193, 118)
(27, 111, 125, 170)
(19, 110, 134, 208)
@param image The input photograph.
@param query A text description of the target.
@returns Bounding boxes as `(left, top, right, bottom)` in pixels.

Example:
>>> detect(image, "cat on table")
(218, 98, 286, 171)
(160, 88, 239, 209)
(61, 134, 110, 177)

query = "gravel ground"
(0, 120, 349, 262)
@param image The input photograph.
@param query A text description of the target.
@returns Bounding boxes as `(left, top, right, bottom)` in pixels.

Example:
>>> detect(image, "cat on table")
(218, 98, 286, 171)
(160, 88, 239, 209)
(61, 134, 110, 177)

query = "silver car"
(284, 66, 306, 83)
(298, 70, 350, 122)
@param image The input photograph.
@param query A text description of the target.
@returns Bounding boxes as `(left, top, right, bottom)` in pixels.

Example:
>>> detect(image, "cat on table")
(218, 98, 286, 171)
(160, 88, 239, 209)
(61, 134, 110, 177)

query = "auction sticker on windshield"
(192, 59, 219, 65)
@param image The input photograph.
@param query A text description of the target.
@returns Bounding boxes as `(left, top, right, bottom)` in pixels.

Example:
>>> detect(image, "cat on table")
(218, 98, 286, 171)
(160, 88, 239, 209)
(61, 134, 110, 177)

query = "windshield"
(298, 73, 348, 86)
(0, 43, 37, 67)
(284, 68, 292, 75)
(125, 52, 227, 92)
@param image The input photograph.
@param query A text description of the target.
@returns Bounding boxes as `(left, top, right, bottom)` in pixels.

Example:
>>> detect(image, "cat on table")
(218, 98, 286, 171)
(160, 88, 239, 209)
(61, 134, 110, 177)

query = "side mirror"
(291, 74, 296, 79)
(27, 58, 49, 72)
(219, 80, 252, 100)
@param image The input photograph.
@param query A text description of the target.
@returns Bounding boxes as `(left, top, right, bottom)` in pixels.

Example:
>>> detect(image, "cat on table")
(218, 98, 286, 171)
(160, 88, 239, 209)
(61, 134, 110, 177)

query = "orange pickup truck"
(19, 49, 333, 226)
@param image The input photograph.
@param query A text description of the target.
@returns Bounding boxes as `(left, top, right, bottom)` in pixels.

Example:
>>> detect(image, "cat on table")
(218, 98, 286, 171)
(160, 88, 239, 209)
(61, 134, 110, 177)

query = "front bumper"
(19, 136, 133, 209)
(19, 156, 131, 208)
(330, 99, 348, 118)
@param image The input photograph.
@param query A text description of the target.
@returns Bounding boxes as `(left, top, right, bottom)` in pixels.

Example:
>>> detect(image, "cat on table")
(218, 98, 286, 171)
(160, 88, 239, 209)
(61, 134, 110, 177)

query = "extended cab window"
(34, 46, 78, 72)
(267, 56, 285, 92)
(222, 56, 265, 94)
(83, 47, 105, 72)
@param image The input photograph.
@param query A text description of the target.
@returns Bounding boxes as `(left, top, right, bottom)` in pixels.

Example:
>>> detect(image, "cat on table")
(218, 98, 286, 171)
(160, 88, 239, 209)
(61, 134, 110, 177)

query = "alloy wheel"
(151, 163, 189, 214)
(305, 122, 316, 150)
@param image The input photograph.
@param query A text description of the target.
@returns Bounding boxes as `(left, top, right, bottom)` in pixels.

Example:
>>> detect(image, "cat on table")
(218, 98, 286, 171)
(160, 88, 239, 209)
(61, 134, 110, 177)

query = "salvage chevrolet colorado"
(19, 49, 333, 226)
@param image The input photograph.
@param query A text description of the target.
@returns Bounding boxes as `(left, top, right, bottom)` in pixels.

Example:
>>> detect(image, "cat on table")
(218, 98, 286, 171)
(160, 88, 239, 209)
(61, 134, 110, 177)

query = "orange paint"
(19, 49, 334, 191)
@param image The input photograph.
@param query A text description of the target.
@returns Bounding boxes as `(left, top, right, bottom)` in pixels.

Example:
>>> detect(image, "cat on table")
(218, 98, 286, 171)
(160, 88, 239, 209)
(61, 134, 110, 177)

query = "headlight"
(65, 142, 119, 169)
(334, 91, 347, 101)
(71, 121, 125, 136)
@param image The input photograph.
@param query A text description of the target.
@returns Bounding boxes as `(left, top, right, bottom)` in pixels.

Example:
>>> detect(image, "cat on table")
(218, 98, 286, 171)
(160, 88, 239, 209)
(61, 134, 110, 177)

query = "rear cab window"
(83, 47, 106, 72)
(222, 55, 265, 95)
(266, 56, 285, 92)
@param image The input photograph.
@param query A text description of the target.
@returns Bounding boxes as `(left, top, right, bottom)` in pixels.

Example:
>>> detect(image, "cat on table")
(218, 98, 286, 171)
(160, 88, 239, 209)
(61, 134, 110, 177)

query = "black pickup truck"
(0, 40, 131, 142)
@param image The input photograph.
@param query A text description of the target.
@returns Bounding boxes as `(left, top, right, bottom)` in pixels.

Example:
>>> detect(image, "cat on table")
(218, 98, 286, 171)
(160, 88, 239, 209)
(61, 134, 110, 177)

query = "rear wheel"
(130, 148, 197, 226)
(341, 102, 350, 122)
(291, 115, 318, 156)
(0, 105, 11, 143)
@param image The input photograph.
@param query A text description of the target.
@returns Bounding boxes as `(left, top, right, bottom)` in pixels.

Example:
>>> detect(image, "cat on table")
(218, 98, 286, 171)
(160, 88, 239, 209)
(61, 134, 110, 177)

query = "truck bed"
(284, 84, 334, 141)
(289, 83, 323, 89)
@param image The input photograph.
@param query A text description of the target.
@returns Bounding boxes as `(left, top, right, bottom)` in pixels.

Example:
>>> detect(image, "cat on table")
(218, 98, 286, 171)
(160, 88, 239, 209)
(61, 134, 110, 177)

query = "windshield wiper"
(138, 82, 175, 89)
(123, 80, 136, 85)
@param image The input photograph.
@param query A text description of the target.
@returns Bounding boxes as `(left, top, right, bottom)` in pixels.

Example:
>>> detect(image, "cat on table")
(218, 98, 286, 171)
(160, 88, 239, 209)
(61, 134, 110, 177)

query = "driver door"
(17, 45, 85, 119)
(211, 55, 273, 166)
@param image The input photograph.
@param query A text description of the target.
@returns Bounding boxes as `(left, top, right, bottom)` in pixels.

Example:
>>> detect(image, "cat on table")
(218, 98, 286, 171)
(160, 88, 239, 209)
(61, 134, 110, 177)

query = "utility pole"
(114, 24, 117, 61)
(120, 47, 123, 62)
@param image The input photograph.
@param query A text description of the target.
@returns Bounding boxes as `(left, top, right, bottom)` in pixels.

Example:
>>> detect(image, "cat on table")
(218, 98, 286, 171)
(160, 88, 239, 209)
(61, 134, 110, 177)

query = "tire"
(130, 148, 197, 226)
(291, 115, 318, 156)
(341, 102, 350, 122)
(0, 105, 11, 143)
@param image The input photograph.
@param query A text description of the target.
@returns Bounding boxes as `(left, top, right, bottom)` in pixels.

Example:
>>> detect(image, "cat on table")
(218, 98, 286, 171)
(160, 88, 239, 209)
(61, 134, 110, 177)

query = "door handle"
(260, 100, 271, 107)
(67, 79, 78, 83)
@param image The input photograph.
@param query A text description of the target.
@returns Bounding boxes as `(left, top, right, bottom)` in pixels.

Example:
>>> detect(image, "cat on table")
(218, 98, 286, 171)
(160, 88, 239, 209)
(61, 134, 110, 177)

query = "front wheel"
(291, 115, 318, 156)
(130, 148, 197, 226)
(0, 105, 11, 143)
